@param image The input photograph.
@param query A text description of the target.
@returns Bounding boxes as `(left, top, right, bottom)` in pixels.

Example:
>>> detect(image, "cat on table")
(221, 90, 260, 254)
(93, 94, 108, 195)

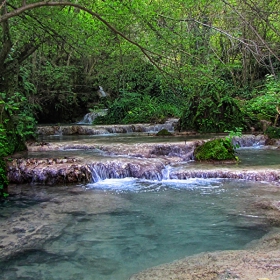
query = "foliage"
(0, 91, 36, 199)
(224, 127, 243, 149)
(179, 80, 248, 133)
(0, 123, 10, 199)
(94, 91, 182, 125)
(265, 126, 280, 139)
(0, 0, 280, 152)
(0, 157, 9, 199)
(0, 92, 37, 141)
(194, 138, 237, 161)
(245, 75, 280, 124)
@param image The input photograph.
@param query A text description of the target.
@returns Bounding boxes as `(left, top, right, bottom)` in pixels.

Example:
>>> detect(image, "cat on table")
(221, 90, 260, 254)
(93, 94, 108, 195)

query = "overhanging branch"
(0, 1, 176, 76)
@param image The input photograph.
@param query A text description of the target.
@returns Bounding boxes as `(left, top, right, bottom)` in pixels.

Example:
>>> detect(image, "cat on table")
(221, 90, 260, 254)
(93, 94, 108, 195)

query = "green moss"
(194, 138, 236, 161)
(156, 129, 173, 136)
(265, 126, 280, 139)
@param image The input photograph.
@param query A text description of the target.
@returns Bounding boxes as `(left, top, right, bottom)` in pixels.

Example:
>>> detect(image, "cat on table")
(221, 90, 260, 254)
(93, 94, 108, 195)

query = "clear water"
(0, 178, 272, 280)
(237, 147, 280, 167)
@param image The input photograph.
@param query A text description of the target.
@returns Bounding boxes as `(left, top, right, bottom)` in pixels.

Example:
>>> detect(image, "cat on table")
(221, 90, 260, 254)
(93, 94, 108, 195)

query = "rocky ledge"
(6, 134, 280, 185)
(36, 118, 179, 135)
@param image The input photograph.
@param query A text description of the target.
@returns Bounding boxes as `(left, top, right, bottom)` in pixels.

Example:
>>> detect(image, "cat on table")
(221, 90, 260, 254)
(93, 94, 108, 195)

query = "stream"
(1, 131, 280, 280)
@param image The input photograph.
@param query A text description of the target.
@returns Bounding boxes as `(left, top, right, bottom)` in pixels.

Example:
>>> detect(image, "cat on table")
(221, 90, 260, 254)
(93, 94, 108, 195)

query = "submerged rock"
(0, 186, 126, 261)
(129, 243, 280, 280)
(155, 129, 173, 136)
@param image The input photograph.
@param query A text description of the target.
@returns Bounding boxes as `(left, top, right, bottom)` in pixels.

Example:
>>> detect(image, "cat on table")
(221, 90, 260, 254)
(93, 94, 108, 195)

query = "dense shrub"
(94, 91, 181, 124)
(245, 75, 280, 125)
(0, 92, 36, 198)
(265, 126, 280, 139)
(179, 95, 247, 133)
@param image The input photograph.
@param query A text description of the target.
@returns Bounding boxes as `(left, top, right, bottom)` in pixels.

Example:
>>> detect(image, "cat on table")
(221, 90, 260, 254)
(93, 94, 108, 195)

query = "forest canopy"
(1, 0, 280, 131)
(1, 0, 280, 197)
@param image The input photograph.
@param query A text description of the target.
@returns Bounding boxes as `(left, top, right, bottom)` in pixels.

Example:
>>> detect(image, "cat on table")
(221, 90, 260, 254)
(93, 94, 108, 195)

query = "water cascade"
(89, 161, 164, 183)
(98, 85, 107, 97)
(7, 134, 280, 185)
(77, 109, 108, 124)
(2, 131, 280, 280)
(38, 118, 180, 134)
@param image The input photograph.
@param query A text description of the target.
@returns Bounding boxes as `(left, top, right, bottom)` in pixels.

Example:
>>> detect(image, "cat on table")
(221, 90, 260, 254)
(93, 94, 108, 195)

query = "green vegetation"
(194, 128, 242, 161)
(0, 92, 36, 198)
(265, 126, 280, 139)
(194, 138, 237, 161)
(245, 75, 280, 125)
(1, 0, 280, 196)
(224, 127, 243, 149)
(156, 129, 173, 136)
(179, 93, 247, 133)
(94, 91, 182, 124)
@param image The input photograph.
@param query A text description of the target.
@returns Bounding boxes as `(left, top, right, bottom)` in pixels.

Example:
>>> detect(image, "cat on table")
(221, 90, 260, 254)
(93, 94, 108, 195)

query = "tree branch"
(0, 1, 176, 76)
(221, 0, 280, 63)
(0, 0, 12, 71)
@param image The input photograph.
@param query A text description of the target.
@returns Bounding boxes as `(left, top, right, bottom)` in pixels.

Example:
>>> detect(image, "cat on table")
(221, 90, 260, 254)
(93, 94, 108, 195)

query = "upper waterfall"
(77, 109, 108, 124)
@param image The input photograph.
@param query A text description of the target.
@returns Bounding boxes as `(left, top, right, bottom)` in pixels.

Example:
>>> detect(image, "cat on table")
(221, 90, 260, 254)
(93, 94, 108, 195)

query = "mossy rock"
(194, 138, 236, 161)
(265, 126, 280, 139)
(156, 129, 173, 136)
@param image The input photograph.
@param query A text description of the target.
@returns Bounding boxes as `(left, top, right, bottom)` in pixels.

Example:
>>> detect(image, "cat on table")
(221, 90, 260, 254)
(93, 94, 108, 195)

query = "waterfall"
(88, 165, 102, 182)
(161, 165, 171, 180)
(98, 86, 107, 97)
(77, 109, 108, 124)
(232, 135, 266, 147)
(88, 161, 164, 183)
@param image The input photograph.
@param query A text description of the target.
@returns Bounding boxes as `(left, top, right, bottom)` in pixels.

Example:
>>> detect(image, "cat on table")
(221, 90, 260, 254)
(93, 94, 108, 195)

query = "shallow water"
(0, 178, 274, 280)
(3, 133, 280, 279)
(38, 132, 216, 145)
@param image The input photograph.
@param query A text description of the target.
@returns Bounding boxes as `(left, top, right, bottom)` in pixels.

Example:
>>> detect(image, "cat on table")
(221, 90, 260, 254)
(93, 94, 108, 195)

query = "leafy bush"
(245, 75, 280, 124)
(94, 91, 181, 124)
(179, 95, 247, 133)
(0, 91, 36, 198)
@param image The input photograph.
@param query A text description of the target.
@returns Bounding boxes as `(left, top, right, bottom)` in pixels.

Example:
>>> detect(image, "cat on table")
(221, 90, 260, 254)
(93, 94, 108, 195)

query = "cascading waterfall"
(77, 109, 108, 124)
(3, 129, 280, 280)
(232, 134, 266, 147)
(88, 161, 164, 183)
(7, 133, 280, 185)
(161, 165, 172, 180)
